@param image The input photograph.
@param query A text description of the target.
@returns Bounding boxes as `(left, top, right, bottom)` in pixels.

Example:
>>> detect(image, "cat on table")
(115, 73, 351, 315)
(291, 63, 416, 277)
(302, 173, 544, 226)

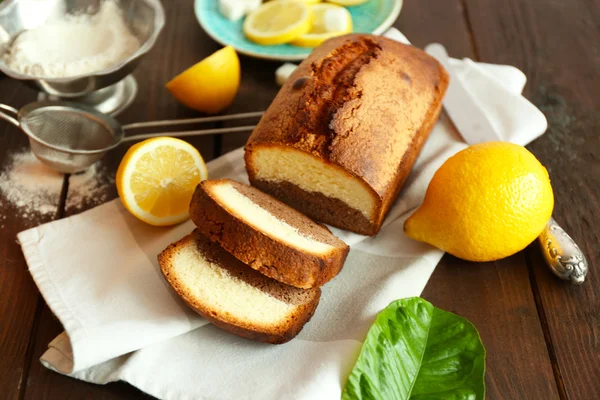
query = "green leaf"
(343, 297, 486, 400)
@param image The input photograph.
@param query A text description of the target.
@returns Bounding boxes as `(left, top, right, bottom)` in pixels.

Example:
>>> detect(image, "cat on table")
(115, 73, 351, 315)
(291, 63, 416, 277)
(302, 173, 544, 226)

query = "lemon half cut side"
(116, 137, 208, 226)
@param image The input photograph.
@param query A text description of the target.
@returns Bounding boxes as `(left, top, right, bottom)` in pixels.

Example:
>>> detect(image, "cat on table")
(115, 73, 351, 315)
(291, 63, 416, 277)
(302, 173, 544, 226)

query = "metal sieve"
(0, 100, 261, 174)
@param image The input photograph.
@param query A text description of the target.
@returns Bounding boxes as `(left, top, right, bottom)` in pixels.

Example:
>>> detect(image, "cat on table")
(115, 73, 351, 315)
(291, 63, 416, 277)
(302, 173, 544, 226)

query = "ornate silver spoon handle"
(538, 217, 588, 284)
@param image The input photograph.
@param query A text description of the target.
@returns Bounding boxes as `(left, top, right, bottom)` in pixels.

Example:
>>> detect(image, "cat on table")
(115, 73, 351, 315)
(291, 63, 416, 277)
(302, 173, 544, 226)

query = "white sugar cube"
(218, 0, 262, 21)
(275, 63, 298, 86)
(245, 0, 262, 13)
(219, 0, 245, 21)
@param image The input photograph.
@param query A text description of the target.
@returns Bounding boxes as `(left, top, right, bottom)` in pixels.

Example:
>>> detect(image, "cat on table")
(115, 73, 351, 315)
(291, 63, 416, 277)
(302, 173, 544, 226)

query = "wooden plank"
(0, 76, 64, 398)
(400, 0, 559, 398)
(22, 0, 218, 398)
(462, 0, 600, 398)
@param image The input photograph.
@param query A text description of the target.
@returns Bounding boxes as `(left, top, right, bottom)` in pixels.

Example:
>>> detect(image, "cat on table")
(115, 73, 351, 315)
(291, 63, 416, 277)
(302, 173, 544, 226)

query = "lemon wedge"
(243, 0, 312, 45)
(166, 46, 240, 114)
(116, 137, 208, 226)
(291, 3, 352, 47)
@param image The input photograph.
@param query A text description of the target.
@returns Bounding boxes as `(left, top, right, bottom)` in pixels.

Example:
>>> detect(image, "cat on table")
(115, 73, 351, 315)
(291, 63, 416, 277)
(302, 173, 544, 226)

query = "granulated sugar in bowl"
(3, 1, 140, 78)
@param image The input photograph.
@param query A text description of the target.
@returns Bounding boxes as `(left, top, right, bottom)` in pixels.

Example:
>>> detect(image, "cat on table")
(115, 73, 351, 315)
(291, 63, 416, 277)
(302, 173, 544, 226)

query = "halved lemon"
(166, 46, 240, 114)
(243, 0, 312, 45)
(291, 3, 352, 47)
(116, 137, 208, 226)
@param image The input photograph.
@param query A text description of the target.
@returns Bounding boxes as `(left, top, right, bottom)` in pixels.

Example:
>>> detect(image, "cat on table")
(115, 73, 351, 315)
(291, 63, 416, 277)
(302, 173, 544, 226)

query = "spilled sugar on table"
(0, 0, 598, 398)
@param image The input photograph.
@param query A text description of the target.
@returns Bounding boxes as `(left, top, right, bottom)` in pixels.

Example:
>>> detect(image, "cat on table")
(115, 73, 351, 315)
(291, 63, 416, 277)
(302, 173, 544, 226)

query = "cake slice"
(159, 230, 321, 344)
(189, 179, 349, 289)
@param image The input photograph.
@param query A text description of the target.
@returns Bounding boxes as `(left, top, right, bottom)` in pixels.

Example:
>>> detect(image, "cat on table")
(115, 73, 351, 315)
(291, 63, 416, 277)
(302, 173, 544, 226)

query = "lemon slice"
(166, 46, 240, 114)
(116, 137, 208, 226)
(291, 4, 352, 48)
(327, 0, 368, 6)
(243, 0, 312, 45)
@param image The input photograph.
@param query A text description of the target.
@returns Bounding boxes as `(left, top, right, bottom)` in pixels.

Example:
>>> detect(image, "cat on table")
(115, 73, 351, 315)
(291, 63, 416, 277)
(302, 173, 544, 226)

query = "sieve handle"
(121, 111, 264, 130)
(121, 125, 257, 143)
(0, 104, 19, 127)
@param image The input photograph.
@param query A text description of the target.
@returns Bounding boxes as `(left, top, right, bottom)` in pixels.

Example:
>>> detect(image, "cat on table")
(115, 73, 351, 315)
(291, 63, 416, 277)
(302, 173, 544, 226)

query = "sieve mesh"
(20, 107, 118, 152)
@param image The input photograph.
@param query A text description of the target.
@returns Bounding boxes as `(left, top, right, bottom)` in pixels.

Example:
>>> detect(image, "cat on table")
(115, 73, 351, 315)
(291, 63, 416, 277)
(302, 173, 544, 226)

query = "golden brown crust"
(245, 34, 449, 235)
(203, 300, 319, 344)
(158, 230, 321, 344)
(189, 180, 349, 289)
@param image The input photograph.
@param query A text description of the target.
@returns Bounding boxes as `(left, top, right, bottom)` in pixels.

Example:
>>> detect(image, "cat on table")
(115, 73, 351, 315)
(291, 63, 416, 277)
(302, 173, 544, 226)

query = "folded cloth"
(17, 28, 547, 399)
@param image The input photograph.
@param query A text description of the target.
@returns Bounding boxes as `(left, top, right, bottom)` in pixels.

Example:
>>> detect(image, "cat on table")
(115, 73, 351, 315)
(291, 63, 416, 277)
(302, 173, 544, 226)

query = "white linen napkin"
(17, 28, 547, 399)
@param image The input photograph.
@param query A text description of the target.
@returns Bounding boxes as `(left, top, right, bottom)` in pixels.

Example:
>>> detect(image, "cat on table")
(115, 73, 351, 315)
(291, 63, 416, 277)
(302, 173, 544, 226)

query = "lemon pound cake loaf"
(159, 230, 321, 344)
(245, 34, 449, 236)
(189, 179, 349, 289)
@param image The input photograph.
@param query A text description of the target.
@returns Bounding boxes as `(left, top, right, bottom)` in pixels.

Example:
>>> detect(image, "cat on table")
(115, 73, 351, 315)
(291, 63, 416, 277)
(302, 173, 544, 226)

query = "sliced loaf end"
(245, 145, 380, 235)
(159, 230, 321, 344)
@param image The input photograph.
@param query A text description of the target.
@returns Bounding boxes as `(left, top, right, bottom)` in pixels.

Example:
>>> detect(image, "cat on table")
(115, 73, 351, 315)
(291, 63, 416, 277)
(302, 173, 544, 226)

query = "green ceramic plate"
(195, 0, 403, 61)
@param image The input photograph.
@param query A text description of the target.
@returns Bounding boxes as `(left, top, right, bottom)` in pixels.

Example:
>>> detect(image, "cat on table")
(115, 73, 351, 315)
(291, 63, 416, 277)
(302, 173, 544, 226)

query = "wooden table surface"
(1, 0, 598, 399)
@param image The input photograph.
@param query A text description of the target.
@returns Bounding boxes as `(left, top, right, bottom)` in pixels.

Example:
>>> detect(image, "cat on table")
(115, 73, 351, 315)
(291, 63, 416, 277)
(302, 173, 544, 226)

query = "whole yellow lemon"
(404, 142, 554, 262)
